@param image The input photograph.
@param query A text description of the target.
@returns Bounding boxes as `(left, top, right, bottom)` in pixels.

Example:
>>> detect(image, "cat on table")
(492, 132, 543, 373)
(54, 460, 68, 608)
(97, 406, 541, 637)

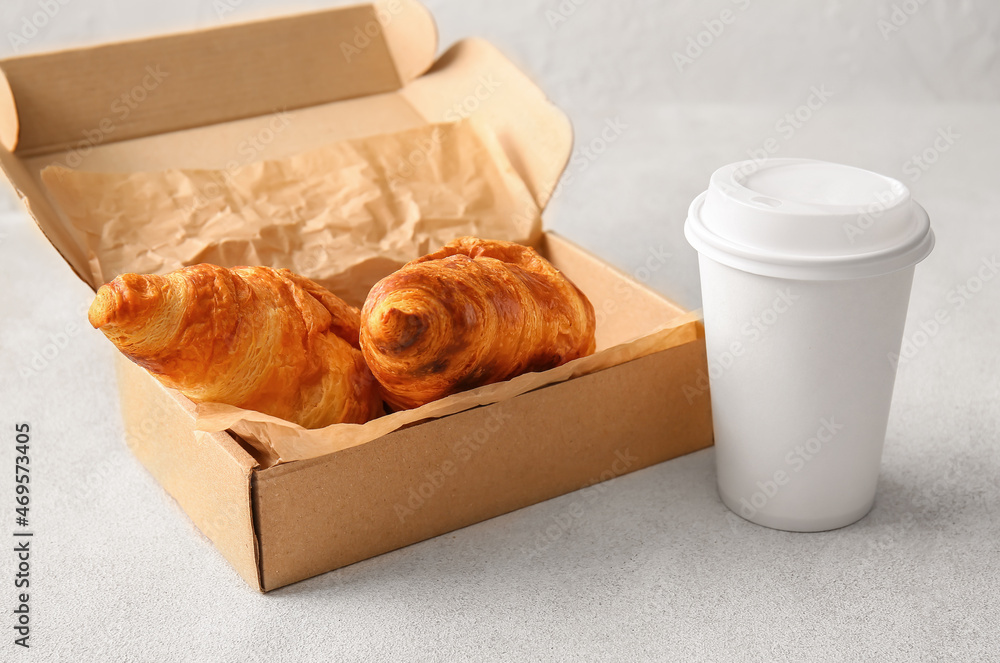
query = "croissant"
(88, 264, 383, 428)
(360, 237, 596, 410)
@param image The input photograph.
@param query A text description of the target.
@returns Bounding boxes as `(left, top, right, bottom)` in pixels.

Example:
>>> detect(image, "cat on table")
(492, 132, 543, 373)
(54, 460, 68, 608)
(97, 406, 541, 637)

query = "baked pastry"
(360, 237, 596, 410)
(88, 264, 383, 428)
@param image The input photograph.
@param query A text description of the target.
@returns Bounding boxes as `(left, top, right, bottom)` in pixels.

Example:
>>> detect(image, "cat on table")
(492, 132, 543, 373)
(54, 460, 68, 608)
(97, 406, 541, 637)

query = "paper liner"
(41, 119, 542, 306)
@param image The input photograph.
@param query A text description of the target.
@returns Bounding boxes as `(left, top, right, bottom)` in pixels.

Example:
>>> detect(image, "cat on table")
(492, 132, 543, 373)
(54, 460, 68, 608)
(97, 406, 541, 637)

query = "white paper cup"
(685, 159, 934, 532)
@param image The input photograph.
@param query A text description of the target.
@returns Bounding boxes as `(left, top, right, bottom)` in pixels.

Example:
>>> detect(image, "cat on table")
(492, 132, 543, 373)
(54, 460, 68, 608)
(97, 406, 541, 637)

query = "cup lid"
(684, 158, 935, 280)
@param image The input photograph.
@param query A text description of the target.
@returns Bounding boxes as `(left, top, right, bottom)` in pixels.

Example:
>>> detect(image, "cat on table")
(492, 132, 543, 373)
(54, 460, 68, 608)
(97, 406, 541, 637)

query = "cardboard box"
(0, 2, 713, 591)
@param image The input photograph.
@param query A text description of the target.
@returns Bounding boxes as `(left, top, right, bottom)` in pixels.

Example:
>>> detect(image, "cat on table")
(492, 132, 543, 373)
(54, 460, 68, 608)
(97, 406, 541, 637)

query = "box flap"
(0, 1, 436, 156)
(376, 0, 439, 85)
(0, 143, 92, 285)
(0, 67, 16, 152)
(402, 38, 572, 210)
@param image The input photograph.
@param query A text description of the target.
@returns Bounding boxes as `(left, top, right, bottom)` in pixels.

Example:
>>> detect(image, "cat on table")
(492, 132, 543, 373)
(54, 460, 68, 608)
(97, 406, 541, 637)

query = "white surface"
(1, 1, 999, 661)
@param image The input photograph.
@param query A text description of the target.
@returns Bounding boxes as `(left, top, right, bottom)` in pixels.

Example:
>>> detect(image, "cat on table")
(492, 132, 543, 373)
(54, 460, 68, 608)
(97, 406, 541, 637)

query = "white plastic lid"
(684, 158, 935, 280)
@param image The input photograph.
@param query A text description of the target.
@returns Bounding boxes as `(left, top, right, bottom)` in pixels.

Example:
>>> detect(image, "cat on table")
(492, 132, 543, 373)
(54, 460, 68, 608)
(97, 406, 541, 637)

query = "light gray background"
(1, 1, 998, 661)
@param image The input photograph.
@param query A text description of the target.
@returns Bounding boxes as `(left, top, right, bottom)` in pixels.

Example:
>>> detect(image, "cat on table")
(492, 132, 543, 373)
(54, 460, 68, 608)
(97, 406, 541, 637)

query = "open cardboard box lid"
(0, 0, 574, 290)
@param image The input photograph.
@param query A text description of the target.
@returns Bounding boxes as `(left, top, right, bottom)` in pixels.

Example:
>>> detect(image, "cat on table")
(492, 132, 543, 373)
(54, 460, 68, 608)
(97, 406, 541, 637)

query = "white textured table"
(2, 1, 998, 661)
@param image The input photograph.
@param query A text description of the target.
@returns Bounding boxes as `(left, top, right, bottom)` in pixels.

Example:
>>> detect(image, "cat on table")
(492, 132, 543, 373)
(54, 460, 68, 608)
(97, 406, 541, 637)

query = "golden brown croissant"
(89, 264, 383, 428)
(360, 237, 596, 410)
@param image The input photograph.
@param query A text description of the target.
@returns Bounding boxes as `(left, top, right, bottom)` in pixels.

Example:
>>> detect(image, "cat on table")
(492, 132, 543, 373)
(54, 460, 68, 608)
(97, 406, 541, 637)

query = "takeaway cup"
(684, 158, 934, 532)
